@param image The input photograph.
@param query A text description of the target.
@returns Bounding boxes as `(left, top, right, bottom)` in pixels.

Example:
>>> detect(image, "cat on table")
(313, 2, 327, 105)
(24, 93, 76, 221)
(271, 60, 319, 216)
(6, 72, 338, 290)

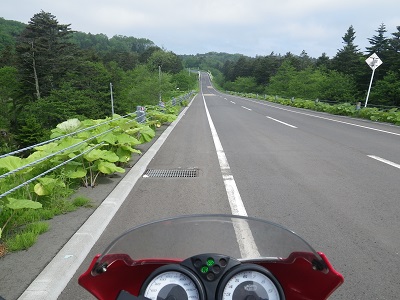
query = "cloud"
(2, 0, 400, 58)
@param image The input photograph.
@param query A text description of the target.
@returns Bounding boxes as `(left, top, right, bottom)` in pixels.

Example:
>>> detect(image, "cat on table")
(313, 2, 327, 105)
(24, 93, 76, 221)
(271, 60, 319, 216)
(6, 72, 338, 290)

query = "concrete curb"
(18, 98, 194, 300)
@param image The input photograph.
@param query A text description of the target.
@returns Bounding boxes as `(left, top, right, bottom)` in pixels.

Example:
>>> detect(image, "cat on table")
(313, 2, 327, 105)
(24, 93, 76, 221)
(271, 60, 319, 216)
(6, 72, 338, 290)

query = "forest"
(182, 24, 400, 109)
(0, 12, 197, 154)
(1, 12, 400, 155)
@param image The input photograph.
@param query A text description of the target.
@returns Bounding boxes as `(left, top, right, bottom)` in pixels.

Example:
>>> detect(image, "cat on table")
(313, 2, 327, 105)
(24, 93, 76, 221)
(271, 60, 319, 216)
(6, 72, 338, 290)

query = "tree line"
(1, 13, 399, 154)
(182, 24, 400, 108)
(0, 12, 196, 154)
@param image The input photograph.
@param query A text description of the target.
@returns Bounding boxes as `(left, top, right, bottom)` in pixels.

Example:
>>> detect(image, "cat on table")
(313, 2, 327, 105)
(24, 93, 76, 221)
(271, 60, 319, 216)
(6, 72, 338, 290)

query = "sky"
(2, 0, 400, 58)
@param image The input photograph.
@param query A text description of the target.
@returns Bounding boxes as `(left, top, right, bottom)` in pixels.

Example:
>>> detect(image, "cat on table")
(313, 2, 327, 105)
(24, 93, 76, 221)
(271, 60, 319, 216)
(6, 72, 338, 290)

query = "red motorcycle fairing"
(78, 215, 344, 300)
(79, 252, 343, 300)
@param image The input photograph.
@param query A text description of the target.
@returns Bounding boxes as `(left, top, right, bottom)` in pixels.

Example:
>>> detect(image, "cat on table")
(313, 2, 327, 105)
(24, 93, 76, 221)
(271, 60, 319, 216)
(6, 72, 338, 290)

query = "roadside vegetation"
(0, 11, 197, 255)
(226, 92, 400, 125)
(0, 100, 189, 255)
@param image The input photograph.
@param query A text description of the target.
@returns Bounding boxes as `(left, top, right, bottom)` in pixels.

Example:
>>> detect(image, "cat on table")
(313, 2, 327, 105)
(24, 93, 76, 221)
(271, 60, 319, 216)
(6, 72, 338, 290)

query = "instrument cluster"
(139, 253, 285, 300)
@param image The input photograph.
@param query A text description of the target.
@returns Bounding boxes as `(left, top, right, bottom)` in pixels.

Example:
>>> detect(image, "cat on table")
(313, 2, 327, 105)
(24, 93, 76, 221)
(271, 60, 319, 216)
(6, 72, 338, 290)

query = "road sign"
(364, 53, 383, 107)
(365, 53, 383, 70)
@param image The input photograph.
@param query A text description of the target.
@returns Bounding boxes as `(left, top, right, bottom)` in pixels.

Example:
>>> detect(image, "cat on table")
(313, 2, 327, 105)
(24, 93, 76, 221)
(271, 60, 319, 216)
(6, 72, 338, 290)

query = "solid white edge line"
(266, 116, 297, 128)
(368, 155, 400, 170)
(18, 96, 197, 300)
(202, 96, 246, 216)
(201, 77, 260, 258)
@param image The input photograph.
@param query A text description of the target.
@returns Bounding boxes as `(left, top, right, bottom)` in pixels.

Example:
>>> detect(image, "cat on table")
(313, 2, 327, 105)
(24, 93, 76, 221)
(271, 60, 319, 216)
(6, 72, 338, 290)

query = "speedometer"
(218, 265, 284, 300)
(140, 265, 205, 300)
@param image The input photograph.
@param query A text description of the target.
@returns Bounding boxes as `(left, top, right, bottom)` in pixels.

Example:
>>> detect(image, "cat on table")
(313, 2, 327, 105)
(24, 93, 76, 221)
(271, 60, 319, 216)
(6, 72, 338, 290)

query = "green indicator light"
(201, 266, 209, 273)
(206, 258, 215, 266)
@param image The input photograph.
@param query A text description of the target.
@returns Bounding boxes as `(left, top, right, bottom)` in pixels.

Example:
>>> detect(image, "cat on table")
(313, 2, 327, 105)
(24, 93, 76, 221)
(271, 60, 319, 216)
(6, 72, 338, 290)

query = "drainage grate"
(143, 168, 199, 178)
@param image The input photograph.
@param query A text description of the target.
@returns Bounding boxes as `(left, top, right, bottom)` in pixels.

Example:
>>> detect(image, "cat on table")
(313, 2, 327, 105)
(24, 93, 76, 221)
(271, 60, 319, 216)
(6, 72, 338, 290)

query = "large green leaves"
(84, 149, 119, 163)
(34, 177, 66, 196)
(6, 198, 42, 210)
(64, 162, 87, 179)
(0, 156, 25, 172)
(132, 125, 155, 143)
(98, 162, 125, 174)
(50, 118, 82, 138)
(117, 133, 140, 146)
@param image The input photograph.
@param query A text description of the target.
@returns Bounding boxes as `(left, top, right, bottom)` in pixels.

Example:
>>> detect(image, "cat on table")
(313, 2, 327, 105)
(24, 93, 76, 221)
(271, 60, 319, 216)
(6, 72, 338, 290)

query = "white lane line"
(230, 101, 236, 104)
(202, 92, 260, 259)
(368, 155, 400, 170)
(241, 106, 252, 111)
(266, 116, 297, 128)
(246, 99, 400, 137)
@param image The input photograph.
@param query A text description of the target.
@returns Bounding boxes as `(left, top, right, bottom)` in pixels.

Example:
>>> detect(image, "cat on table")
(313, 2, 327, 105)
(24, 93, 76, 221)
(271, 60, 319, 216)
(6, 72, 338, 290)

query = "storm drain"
(143, 168, 199, 178)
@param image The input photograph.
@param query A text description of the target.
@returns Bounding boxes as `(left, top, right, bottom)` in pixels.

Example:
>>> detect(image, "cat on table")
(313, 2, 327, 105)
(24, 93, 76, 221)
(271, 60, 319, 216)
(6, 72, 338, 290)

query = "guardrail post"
(158, 101, 165, 112)
(136, 106, 146, 123)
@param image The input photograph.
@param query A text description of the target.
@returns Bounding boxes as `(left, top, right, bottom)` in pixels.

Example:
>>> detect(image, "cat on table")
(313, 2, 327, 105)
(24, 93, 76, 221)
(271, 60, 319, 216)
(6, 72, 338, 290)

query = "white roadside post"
(364, 53, 383, 108)
(110, 82, 115, 118)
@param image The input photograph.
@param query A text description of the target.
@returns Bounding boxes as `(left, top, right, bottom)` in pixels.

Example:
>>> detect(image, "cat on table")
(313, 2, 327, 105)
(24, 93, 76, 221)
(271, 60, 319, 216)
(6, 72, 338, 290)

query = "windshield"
(94, 215, 321, 271)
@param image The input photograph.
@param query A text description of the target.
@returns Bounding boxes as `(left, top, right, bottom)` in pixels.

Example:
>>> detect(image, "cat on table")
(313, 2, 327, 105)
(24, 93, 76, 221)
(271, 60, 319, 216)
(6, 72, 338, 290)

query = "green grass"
(5, 221, 49, 251)
(72, 196, 92, 208)
(1, 196, 91, 239)
(3, 196, 91, 253)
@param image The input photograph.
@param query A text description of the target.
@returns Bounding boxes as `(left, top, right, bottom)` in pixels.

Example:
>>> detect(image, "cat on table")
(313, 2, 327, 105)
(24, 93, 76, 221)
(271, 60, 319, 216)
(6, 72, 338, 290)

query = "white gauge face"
(222, 270, 281, 300)
(144, 271, 200, 300)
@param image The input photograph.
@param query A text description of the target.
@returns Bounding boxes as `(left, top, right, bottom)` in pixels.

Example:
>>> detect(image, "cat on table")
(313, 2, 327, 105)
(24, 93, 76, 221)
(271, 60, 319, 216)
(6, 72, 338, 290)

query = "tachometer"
(219, 265, 284, 300)
(140, 265, 205, 300)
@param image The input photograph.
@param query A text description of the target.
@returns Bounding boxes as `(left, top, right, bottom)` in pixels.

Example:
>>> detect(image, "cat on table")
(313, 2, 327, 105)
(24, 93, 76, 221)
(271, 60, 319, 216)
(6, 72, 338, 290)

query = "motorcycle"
(79, 214, 343, 299)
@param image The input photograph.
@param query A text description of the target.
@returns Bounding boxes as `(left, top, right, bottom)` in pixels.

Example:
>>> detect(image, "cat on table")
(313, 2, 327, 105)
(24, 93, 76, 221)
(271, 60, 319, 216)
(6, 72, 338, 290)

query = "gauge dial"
(221, 269, 282, 300)
(143, 271, 200, 300)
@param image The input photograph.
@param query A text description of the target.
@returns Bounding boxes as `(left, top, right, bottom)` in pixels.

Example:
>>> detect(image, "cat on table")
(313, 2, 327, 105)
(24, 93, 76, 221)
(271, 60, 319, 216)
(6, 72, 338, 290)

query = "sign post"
(364, 53, 383, 108)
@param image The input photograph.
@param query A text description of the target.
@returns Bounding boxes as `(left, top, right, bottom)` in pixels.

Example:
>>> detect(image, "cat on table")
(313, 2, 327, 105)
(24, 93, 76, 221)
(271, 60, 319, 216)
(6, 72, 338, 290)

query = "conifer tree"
(387, 26, 400, 73)
(16, 10, 77, 100)
(366, 23, 390, 80)
(366, 23, 389, 55)
(332, 25, 363, 75)
(331, 25, 365, 94)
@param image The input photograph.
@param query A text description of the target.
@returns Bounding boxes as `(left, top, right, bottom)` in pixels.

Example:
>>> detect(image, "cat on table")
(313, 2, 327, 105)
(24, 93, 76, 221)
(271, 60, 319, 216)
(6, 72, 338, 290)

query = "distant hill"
(0, 17, 26, 52)
(0, 16, 241, 71)
(0, 16, 156, 56)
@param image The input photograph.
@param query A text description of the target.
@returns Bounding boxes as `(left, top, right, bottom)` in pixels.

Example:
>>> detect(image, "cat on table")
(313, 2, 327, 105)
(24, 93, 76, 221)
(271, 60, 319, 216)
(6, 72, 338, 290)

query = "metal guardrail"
(0, 113, 134, 160)
(0, 91, 196, 200)
(0, 113, 137, 200)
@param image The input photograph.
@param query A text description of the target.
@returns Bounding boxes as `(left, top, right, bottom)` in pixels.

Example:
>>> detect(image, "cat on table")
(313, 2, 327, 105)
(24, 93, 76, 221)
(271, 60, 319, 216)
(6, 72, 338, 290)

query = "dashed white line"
(368, 155, 400, 170)
(241, 106, 252, 111)
(247, 99, 400, 137)
(266, 116, 297, 128)
(230, 101, 236, 104)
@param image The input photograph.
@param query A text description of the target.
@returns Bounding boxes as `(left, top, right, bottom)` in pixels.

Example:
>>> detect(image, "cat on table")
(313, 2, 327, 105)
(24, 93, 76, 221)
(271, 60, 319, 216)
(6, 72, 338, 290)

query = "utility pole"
(158, 66, 162, 104)
(110, 82, 114, 118)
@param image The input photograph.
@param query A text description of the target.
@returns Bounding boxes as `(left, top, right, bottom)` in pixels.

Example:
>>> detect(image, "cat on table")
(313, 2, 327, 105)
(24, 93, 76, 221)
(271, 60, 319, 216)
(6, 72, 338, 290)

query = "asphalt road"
(11, 72, 400, 299)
